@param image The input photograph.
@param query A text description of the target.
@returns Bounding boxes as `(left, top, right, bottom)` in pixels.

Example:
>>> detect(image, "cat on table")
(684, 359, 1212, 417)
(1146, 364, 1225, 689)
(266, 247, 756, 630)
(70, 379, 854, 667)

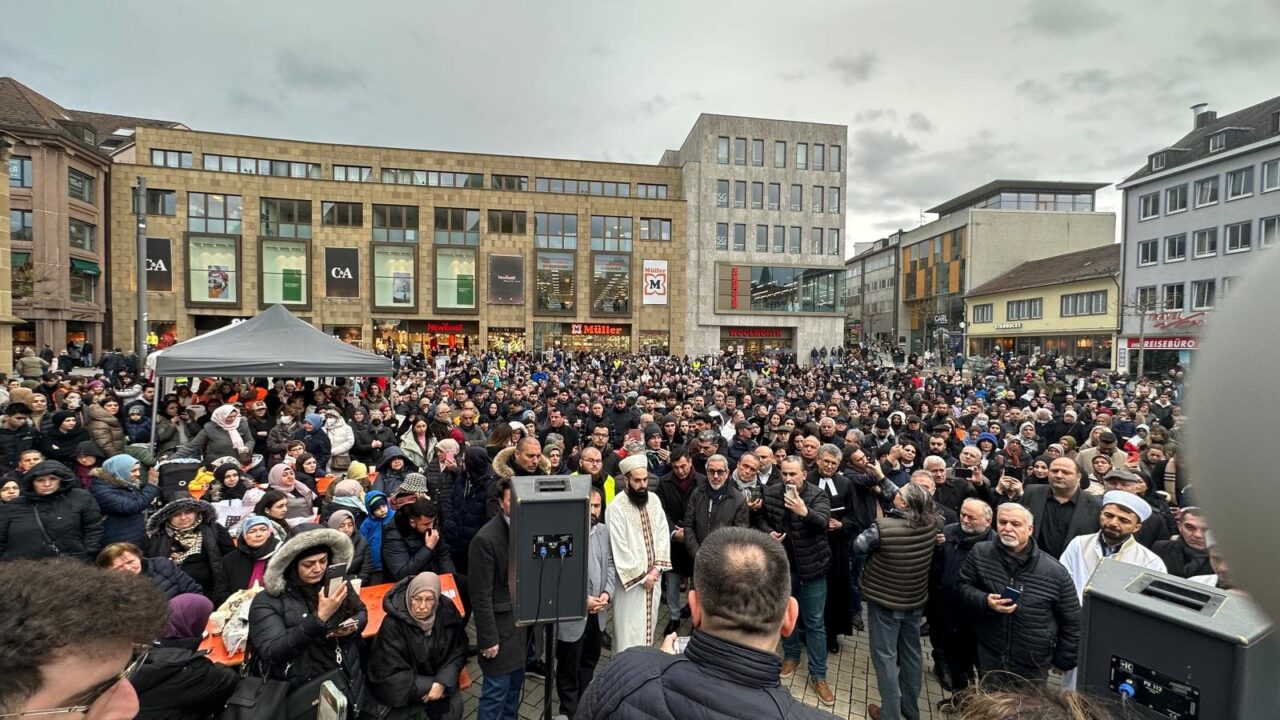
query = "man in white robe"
(607, 454, 671, 652)
(1059, 490, 1165, 689)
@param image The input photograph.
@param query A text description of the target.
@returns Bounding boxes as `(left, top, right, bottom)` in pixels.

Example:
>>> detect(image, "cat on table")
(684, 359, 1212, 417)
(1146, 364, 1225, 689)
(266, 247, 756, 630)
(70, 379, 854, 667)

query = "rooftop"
(927, 179, 1108, 216)
(0, 77, 182, 154)
(1124, 95, 1280, 183)
(966, 243, 1120, 297)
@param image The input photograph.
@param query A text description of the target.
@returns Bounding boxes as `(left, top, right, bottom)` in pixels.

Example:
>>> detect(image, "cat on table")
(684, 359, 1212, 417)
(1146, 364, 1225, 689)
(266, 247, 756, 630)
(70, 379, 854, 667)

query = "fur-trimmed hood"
(145, 498, 218, 537)
(263, 528, 353, 596)
(89, 466, 140, 490)
(491, 446, 551, 480)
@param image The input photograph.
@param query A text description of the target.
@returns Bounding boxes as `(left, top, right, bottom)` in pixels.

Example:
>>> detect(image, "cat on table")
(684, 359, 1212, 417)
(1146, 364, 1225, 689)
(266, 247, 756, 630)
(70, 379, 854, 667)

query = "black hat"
(734, 421, 753, 432)
(1099, 431, 1118, 444)
(874, 418, 891, 430)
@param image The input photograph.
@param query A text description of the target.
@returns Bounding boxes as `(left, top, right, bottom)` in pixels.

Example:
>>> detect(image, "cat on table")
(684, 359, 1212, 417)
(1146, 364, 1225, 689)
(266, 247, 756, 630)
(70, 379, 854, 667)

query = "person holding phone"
(247, 528, 368, 708)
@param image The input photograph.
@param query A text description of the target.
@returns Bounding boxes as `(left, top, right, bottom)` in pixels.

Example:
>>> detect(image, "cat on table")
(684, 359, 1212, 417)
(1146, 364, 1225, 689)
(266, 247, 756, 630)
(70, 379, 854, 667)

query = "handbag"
(30, 507, 60, 556)
(221, 675, 288, 720)
(330, 453, 352, 472)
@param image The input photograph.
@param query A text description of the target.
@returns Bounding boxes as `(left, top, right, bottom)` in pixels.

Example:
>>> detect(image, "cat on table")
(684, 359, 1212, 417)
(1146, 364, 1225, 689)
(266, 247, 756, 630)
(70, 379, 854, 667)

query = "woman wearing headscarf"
(132, 593, 240, 720)
(213, 514, 281, 605)
(176, 404, 254, 465)
(422, 437, 461, 510)
(328, 509, 373, 585)
(364, 572, 467, 720)
(247, 529, 367, 707)
(0, 459, 103, 561)
(204, 462, 248, 504)
(398, 416, 432, 469)
(145, 498, 234, 597)
(153, 400, 198, 458)
(89, 453, 161, 546)
(375, 446, 416, 497)
(39, 410, 88, 466)
(353, 408, 398, 465)
(294, 452, 321, 493)
(267, 463, 317, 519)
(295, 413, 332, 475)
(321, 478, 369, 527)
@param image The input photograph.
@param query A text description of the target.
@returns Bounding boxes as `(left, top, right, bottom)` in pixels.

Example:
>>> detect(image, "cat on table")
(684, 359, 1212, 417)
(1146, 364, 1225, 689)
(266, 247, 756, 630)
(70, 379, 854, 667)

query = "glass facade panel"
(436, 248, 477, 309)
(187, 236, 238, 303)
(373, 246, 416, 307)
(535, 251, 576, 313)
(591, 254, 631, 314)
(261, 239, 308, 304)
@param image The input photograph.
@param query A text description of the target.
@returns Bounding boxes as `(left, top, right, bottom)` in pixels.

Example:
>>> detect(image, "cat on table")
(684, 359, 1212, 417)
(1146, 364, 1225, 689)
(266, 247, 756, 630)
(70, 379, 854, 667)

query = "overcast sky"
(5, 0, 1277, 256)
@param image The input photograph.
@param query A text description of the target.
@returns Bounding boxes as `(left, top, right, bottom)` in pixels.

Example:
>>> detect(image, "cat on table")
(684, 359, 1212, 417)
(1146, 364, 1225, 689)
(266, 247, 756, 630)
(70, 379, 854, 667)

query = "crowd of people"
(0, 345, 1210, 719)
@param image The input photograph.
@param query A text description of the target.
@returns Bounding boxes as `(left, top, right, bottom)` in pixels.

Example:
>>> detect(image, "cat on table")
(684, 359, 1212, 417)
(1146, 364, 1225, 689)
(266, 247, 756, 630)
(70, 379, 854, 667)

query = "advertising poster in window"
(374, 246, 415, 307)
(488, 254, 524, 304)
(392, 272, 412, 304)
(437, 248, 477, 310)
(145, 237, 172, 292)
(642, 259, 668, 305)
(281, 269, 303, 302)
(262, 240, 307, 305)
(324, 247, 360, 298)
(207, 266, 229, 299)
(188, 237, 236, 303)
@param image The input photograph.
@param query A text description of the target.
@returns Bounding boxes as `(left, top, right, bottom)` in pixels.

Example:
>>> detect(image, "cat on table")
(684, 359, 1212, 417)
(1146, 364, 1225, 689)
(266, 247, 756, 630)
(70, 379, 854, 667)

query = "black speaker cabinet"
(1079, 559, 1279, 720)
(508, 475, 591, 626)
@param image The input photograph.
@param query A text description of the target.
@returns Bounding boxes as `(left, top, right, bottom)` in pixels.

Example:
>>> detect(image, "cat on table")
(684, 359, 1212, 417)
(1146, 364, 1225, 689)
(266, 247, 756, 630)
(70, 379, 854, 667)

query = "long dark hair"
(896, 483, 939, 528)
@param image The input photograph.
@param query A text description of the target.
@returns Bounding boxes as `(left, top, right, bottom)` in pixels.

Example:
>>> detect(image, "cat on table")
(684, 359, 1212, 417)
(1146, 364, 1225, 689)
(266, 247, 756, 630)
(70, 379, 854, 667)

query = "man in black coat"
(928, 498, 994, 699)
(681, 454, 749, 574)
(0, 403, 39, 475)
(958, 503, 1080, 686)
(656, 447, 701, 635)
(470, 475, 524, 720)
(1153, 507, 1212, 578)
(1017, 458, 1102, 560)
(604, 394, 640, 449)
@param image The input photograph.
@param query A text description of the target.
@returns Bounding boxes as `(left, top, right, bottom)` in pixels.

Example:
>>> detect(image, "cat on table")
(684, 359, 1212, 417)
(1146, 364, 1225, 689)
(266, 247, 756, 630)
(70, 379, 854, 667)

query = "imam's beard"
(625, 484, 649, 506)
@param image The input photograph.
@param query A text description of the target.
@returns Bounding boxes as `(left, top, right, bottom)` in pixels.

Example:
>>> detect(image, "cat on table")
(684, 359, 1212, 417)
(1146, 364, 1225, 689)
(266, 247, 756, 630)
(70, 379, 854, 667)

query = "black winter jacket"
(655, 470, 701, 578)
(89, 468, 161, 547)
(753, 480, 831, 581)
(0, 461, 103, 561)
(353, 422, 398, 464)
(681, 483, 749, 563)
(143, 557, 204, 600)
(927, 523, 994, 632)
(0, 424, 39, 475)
(133, 644, 240, 720)
(382, 526, 457, 583)
(443, 465, 493, 563)
(576, 630, 836, 720)
(364, 577, 469, 719)
(212, 537, 279, 606)
(146, 500, 235, 597)
(958, 540, 1081, 681)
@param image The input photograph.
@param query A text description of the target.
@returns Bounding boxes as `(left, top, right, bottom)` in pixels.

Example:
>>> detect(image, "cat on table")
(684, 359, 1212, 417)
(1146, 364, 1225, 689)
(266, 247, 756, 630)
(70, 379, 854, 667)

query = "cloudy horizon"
(5, 0, 1276, 255)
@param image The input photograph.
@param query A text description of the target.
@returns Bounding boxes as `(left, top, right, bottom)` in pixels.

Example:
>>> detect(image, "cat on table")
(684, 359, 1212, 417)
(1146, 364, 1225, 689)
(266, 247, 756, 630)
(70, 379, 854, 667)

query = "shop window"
(535, 251, 576, 314)
(69, 262, 98, 304)
(435, 247, 477, 310)
(186, 236, 239, 304)
(591, 254, 631, 315)
(260, 239, 309, 306)
(373, 245, 416, 308)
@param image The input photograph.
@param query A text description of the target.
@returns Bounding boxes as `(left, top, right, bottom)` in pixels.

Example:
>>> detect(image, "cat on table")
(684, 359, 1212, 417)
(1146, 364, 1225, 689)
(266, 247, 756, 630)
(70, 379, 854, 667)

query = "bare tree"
(1118, 290, 1166, 379)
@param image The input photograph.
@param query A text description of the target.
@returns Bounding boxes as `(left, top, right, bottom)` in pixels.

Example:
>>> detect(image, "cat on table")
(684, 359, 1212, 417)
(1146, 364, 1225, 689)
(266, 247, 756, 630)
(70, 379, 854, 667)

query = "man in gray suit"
(555, 486, 616, 718)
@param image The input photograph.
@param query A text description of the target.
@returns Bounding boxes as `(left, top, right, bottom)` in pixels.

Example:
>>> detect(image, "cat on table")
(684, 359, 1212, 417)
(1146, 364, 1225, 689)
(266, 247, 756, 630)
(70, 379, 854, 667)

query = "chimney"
(1191, 103, 1217, 130)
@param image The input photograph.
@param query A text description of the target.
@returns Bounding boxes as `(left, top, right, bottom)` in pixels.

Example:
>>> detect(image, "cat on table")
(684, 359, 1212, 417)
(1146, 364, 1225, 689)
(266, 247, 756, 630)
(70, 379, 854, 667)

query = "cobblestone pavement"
(455, 606, 949, 720)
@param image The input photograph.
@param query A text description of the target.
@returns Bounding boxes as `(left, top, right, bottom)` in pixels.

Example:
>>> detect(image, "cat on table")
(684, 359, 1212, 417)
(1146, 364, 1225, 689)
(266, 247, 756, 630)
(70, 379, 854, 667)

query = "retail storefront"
(149, 322, 179, 349)
(1117, 336, 1197, 377)
(374, 320, 479, 354)
(639, 330, 669, 355)
(323, 325, 365, 347)
(488, 326, 527, 352)
(967, 326, 1114, 364)
(719, 326, 796, 356)
(533, 322, 631, 352)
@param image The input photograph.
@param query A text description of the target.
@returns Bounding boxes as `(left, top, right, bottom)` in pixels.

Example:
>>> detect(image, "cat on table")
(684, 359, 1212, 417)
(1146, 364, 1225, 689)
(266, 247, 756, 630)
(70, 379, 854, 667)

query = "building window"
(1166, 184, 1188, 213)
(1263, 216, 1280, 247)
(322, 201, 362, 227)
(751, 139, 764, 166)
(789, 226, 801, 254)
(333, 164, 372, 182)
(813, 143, 825, 171)
(382, 168, 427, 186)
(261, 239, 309, 305)
(639, 217, 671, 241)
(67, 219, 94, 251)
(1226, 220, 1252, 253)
(1190, 279, 1216, 310)
(828, 187, 840, 213)
(11, 251, 32, 299)
(717, 137, 730, 164)
(139, 189, 176, 216)
(773, 225, 785, 253)
(1135, 285, 1157, 309)
(1194, 176, 1219, 206)
(260, 198, 312, 239)
(828, 229, 840, 256)
(716, 223, 728, 251)
(829, 145, 841, 169)
(751, 182, 764, 209)
(69, 262, 97, 304)
(1138, 192, 1160, 220)
(810, 227, 824, 254)
(768, 183, 780, 210)
(1164, 234, 1186, 262)
(205, 154, 321, 178)
(9, 156, 34, 188)
(535, 251, 575, 314)
(637, 183, 668, 199)
(435, 247, 477, 310)
(590, 215, 633, 252)
(774, 141, 787, 168)
(1150, 154, 1166, 171)
(1137, 238, 1158, 266)
(716, 180, 729, 208)
(10, 210, 33, 241)
(755, 224, 768, 252)
(718, 266, 841, 314)
(591, 254, 631, 314)
(187, 236, 238, 304)
(1163, 283, 1184, 311)
(972, 304, 993, 323)
(188, 192, 244, 234)
(1227, 167, 1254, 200)
(796, 143, 808, 170)
(372, 204, 419, 243)
(535, 177, 622, 195)
(436, 172, 482, 188)
(733, 137, 747, 166)
(790, 185, 802, 212)
(1208, 132, 1227, 153)
(1194, 227, 1218, 257)
(68, 169, 93, 203)
(1264, 159, 1279, 193)
(487, 210, 527, 235)
(733, 181, 746, 209)
(733, 224, 747, 251)
(1006, 298, 1043, 320)
(1061, 290, 1108, 317)
(812, 186, 824, 213)
(492, 174, 528, 191)
(149, 149, 191, 169)
(373, 245, 416, 308)
(534, 213, 578, 249)
(434, 208, 481, 246)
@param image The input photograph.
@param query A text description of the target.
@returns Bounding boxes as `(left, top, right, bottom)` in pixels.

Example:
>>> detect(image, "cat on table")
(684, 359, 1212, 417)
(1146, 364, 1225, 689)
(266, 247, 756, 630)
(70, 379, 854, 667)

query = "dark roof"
(69, 109, 181, 138)
(0, 77, 181, 153)
(927, 180, 1109, 216)
(1124, 96, 1280, 183)
(966, 244, 1121, 298)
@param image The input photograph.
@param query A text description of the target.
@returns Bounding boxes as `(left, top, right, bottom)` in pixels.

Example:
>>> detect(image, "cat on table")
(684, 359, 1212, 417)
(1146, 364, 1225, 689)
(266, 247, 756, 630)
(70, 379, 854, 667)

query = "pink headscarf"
(268, 463, 313, 502)
(211, 405, 246, 451)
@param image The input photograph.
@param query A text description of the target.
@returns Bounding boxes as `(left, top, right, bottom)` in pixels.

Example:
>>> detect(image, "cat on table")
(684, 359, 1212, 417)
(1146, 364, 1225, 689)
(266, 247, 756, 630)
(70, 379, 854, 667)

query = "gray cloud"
(850, 128, 919, 175)
(776, 70, 806, 82)
(634, 95, 674, 116)
(227, 88, 279, 114)
(1020, 0, 1119, 37)
(854, 108, 897, 124)
(1199, 31, 1277, 66)
(829, 52, 877, 85)
(1062, 68, 1115, 94)
(275, 48, 368, 92)
(906, 112, 934, 132)
(1015, 79, 1059, 104)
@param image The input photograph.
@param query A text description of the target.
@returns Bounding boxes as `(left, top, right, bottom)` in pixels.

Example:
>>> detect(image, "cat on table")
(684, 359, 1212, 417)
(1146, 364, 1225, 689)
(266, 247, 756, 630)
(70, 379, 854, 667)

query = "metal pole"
(135, 176, 148, 375)
(1136, 300, 1147, 380)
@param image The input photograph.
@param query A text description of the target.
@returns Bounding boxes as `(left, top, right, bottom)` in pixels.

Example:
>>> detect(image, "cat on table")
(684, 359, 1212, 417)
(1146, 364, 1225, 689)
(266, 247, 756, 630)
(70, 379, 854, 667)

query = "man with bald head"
(1017, 457, 1102, 560)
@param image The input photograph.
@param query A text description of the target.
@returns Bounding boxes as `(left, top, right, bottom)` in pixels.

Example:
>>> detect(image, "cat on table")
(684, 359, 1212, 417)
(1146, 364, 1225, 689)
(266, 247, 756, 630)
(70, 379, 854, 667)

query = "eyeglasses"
(2, 644, 151, 717)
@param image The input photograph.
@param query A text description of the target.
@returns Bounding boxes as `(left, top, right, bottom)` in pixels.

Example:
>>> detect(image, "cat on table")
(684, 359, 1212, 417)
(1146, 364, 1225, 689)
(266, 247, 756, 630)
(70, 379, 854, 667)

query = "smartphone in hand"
(1000, 585, 1022, 604)
(324, 563, 348, 597)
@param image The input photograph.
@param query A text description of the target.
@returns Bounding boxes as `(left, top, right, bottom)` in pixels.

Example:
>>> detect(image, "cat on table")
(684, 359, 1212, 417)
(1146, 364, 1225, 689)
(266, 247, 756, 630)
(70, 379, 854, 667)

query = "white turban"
(618, 454, 647, 477)
(1103, 490, 1152, 523)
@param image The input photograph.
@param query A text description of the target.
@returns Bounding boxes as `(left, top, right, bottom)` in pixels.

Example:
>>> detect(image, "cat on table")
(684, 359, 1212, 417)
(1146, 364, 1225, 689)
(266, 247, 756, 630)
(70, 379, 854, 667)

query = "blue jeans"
(782, 574, 828, 681)
(849, 550, 866, 617)
(478, 666, 525, 720)
(866, 602, 924, 720)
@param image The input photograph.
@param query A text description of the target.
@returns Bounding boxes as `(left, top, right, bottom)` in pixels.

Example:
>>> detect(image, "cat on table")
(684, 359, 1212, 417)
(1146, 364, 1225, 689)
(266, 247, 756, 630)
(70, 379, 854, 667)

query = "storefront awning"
(70, 258, 100, 276)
